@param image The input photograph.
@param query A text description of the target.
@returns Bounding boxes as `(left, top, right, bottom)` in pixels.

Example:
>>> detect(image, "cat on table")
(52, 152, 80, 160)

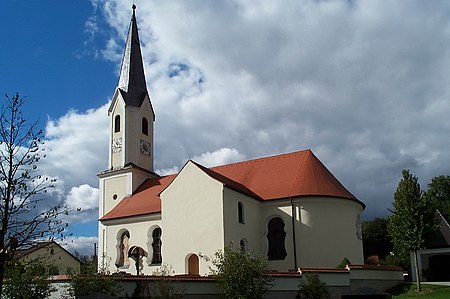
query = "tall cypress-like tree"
(388, 169, 437, 291)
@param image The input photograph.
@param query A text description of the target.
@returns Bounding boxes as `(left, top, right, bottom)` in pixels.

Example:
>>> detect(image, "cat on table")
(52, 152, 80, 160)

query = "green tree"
(388, 169, 438, 291)
(211, 246, 273, 299)
(362, 217, 393, 262)
(69, 254, 120, 297)
(426, 175, 450, 214)
(3, 259, 54, 299)
(0, 93, 70, 297)
(150, 263, 185, 299)
(297, 273, 329, 299)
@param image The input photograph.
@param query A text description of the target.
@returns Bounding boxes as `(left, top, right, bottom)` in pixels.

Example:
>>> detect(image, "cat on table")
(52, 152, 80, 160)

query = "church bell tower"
(109, 4, 155, 172)
(98, 5, 156, 218)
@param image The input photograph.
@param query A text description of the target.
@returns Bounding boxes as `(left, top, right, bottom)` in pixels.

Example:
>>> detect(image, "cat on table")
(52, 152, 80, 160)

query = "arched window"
(151, 228, 162, 264)
(142, 117, 148, 135)
(238, 202, 244, 224)
(267, 217, 287, 260)
(240, 238, 248, 251)
(114, 115, 121, 133)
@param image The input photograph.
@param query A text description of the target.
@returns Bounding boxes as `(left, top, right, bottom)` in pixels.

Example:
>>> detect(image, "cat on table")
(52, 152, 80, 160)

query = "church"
(97, 6, 365, 276)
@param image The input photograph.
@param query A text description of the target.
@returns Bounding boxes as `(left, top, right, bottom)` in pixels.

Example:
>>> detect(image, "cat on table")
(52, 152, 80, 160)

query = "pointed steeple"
(117, 4, 148, 107)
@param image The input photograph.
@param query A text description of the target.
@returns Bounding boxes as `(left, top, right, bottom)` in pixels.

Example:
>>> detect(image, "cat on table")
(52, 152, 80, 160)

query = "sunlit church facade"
(97, 6, 365, 276)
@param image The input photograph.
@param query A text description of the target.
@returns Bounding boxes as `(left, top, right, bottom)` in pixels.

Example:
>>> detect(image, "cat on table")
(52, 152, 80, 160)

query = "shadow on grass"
(387, 283, 450, 297)
(388, 283, 415, 296)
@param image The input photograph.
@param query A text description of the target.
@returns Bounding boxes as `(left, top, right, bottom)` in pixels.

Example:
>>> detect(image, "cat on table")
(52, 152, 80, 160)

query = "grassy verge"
(389, 283, 450, 298)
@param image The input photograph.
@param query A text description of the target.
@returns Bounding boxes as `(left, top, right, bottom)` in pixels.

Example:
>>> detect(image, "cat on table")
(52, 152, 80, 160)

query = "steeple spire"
(117, 4, 148, 107)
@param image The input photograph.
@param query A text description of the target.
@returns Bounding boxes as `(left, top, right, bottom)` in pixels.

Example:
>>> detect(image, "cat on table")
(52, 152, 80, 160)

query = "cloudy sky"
(2, 0, 450, 255)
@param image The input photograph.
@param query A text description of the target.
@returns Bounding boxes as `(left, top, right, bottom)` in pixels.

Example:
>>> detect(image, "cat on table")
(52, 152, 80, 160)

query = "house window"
(114, 115, 121, 133)
(238, 202, 244, 223)
(151, 228, 162, 264)
(142, 117, 148, 135)
(267, 217, 287, 260)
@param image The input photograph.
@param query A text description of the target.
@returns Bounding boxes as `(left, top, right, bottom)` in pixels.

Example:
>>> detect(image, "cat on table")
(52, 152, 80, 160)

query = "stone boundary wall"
(49, 265, 403, 299)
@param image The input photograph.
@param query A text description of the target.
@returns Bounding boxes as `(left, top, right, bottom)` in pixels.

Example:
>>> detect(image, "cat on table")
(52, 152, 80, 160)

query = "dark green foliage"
(211, 246, 273, 299)
(426, 175, 450, 214)
(388, 170, 438, 258)
(69, 255, 120, 297)
(362, 217, 393, 261)
(337, 257, 351, 269)
(297, 273, 330, 299)
(388, 169, 439, 291)
(150, 264, 185, 299)
(3, 260, 54, 299)
(383, 253, 409, 269)
(128, 264, 185, 299)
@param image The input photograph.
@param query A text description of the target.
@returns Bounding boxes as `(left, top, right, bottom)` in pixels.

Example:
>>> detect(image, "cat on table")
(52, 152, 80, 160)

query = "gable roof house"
(97, 6, 365, 276)
(410, 211, 450, 282)
(13, 241, 81, 275)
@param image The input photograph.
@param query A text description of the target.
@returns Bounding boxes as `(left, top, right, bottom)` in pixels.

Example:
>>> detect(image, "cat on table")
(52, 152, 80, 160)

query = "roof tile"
(101, 149, 363, 221)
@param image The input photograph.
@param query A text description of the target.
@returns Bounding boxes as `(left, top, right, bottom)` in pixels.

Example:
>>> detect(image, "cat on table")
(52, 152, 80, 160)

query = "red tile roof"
(211, 149, 357, 201)
(101, 175, 175, 220)
(101, 149, 363, 221)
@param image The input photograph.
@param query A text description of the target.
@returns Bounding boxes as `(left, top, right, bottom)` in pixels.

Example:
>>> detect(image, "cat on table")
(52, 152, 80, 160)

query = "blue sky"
(2, 0, 450, 256)
(0, 1, 114, 119)
(1, 1, 114, 254)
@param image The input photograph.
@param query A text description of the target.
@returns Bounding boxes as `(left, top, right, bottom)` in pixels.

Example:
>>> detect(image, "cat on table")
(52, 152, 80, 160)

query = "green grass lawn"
(390, 283, 450, 298)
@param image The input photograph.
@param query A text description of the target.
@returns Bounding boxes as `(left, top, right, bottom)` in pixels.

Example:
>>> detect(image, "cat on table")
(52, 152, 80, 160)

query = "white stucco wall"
(109, 95, 125, 169)
(124, 96, 154, 172)
(100, 172, 130, 217)
(222, 188, 263, 253)
(99, 164, 364, 275)
(295, 197, 364, 268)
(161, 162, 225, 275)
(261, 200, 297, 271)
(223, 195, 364, 271)
(135, 97, 154, 171)
(100, 214, 162, 275)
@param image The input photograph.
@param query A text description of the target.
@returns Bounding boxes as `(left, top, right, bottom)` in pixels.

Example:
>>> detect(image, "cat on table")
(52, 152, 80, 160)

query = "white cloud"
(156, 166, 179, 176)
(67, 184, 99, 211)
(62, 236, 98, 257)
(43, 103, 109, 189)
(84, 15, 99, 41)
(85, 0, 450, 221)
(33, 104, 109, 226)
(192, 148, 246, 168)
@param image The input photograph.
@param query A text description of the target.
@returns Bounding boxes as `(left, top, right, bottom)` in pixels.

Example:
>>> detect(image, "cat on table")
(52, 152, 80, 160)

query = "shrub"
(297, 273, 330, 299)
(211, 246, 273, 299)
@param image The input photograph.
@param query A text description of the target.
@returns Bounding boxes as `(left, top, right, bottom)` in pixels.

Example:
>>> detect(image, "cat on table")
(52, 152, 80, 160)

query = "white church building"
(97, 6, 365, 276)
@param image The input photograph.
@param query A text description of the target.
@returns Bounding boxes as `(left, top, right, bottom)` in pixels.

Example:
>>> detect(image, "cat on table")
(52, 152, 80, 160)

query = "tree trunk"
(414, 250, 421, 292)
(0, 247, 6, 298)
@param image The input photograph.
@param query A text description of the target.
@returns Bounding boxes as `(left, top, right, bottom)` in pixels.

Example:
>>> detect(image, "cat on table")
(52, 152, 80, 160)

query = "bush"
(297, 273, 330, 299)
(69, 255, 120, 297)
(3, 260, 54, 299)
(211, 246, 273, 299)
(337, 257, 351, 269)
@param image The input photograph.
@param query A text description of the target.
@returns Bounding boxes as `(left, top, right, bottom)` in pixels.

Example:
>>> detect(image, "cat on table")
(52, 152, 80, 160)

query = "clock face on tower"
(112, 138, 122, 153)
(140, 139, 151, 156)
